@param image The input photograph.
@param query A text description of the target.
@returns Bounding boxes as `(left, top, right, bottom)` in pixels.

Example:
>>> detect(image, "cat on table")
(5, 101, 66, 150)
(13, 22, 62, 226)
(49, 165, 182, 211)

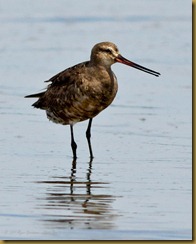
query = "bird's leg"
(86, 118, 94, 159)
(70, 125, 77, 160)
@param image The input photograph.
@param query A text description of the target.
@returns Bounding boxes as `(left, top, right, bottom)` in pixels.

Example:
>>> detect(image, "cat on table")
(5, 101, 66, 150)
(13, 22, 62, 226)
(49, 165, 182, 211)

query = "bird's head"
(90, 41, 160, 77)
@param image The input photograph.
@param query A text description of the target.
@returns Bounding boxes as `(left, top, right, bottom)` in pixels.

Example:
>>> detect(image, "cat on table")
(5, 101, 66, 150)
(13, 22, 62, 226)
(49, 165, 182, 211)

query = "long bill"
(115, 54, 160, 77)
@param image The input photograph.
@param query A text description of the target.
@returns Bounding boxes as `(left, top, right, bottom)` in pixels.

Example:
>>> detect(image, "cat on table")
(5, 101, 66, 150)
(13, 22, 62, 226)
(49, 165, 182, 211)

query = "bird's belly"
(45, 76, 118, 125)
(46, 89, 117, 125)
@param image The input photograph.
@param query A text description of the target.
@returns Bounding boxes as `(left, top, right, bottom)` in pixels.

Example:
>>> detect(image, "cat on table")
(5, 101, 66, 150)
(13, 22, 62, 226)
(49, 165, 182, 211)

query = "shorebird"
(25, 42, 160, 159)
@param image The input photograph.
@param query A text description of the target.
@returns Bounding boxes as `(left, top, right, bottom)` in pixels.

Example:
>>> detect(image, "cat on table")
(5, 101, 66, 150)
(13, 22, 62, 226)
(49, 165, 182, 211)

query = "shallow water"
(0, 0, 192, 240)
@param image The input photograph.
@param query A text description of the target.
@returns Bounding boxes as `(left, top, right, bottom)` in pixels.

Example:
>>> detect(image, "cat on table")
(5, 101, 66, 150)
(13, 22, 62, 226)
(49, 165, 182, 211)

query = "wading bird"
(25, 42, 160, 159)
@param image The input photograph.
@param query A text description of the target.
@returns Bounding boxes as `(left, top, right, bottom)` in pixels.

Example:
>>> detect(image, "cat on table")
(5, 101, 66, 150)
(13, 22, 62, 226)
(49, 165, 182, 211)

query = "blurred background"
(0, 0, 192, 240)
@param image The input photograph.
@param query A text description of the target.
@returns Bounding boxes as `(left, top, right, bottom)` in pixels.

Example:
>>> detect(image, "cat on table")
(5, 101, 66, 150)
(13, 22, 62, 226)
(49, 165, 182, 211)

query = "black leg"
(70, 125, 77, 160)
(86, 118, 94, 159)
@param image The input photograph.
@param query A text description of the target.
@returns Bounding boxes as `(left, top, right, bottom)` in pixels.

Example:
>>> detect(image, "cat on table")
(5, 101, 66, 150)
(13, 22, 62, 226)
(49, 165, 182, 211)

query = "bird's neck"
(89, 59, 112, 71)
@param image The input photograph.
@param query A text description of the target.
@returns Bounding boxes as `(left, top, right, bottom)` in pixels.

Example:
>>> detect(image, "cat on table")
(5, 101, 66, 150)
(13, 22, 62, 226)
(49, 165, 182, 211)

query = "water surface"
(0, 0, 192, 240)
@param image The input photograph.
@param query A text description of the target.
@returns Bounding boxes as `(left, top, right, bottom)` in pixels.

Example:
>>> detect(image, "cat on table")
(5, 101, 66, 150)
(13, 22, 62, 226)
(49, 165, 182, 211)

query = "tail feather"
(24, 92, 45, 98)
(25, 91, 46, 109)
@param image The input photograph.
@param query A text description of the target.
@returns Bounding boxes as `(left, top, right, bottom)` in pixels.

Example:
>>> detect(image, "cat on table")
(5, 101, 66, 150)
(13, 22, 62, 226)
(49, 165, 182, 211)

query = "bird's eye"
(105, 49, 112, 54)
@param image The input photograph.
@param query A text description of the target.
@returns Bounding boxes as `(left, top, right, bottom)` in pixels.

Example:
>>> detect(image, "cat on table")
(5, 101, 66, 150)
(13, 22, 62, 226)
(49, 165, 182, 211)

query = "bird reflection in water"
(36, 158, 117, 230)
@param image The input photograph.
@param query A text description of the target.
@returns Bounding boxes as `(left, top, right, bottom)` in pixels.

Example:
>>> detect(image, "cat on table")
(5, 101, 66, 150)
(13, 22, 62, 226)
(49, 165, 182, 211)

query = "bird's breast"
(83, 68, 118, 106)
(44, 66, 118, 125)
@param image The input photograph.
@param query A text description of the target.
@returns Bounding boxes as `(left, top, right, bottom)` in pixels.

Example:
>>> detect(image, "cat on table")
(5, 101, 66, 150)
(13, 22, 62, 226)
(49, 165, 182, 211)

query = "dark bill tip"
(116, 54, 161, 77)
